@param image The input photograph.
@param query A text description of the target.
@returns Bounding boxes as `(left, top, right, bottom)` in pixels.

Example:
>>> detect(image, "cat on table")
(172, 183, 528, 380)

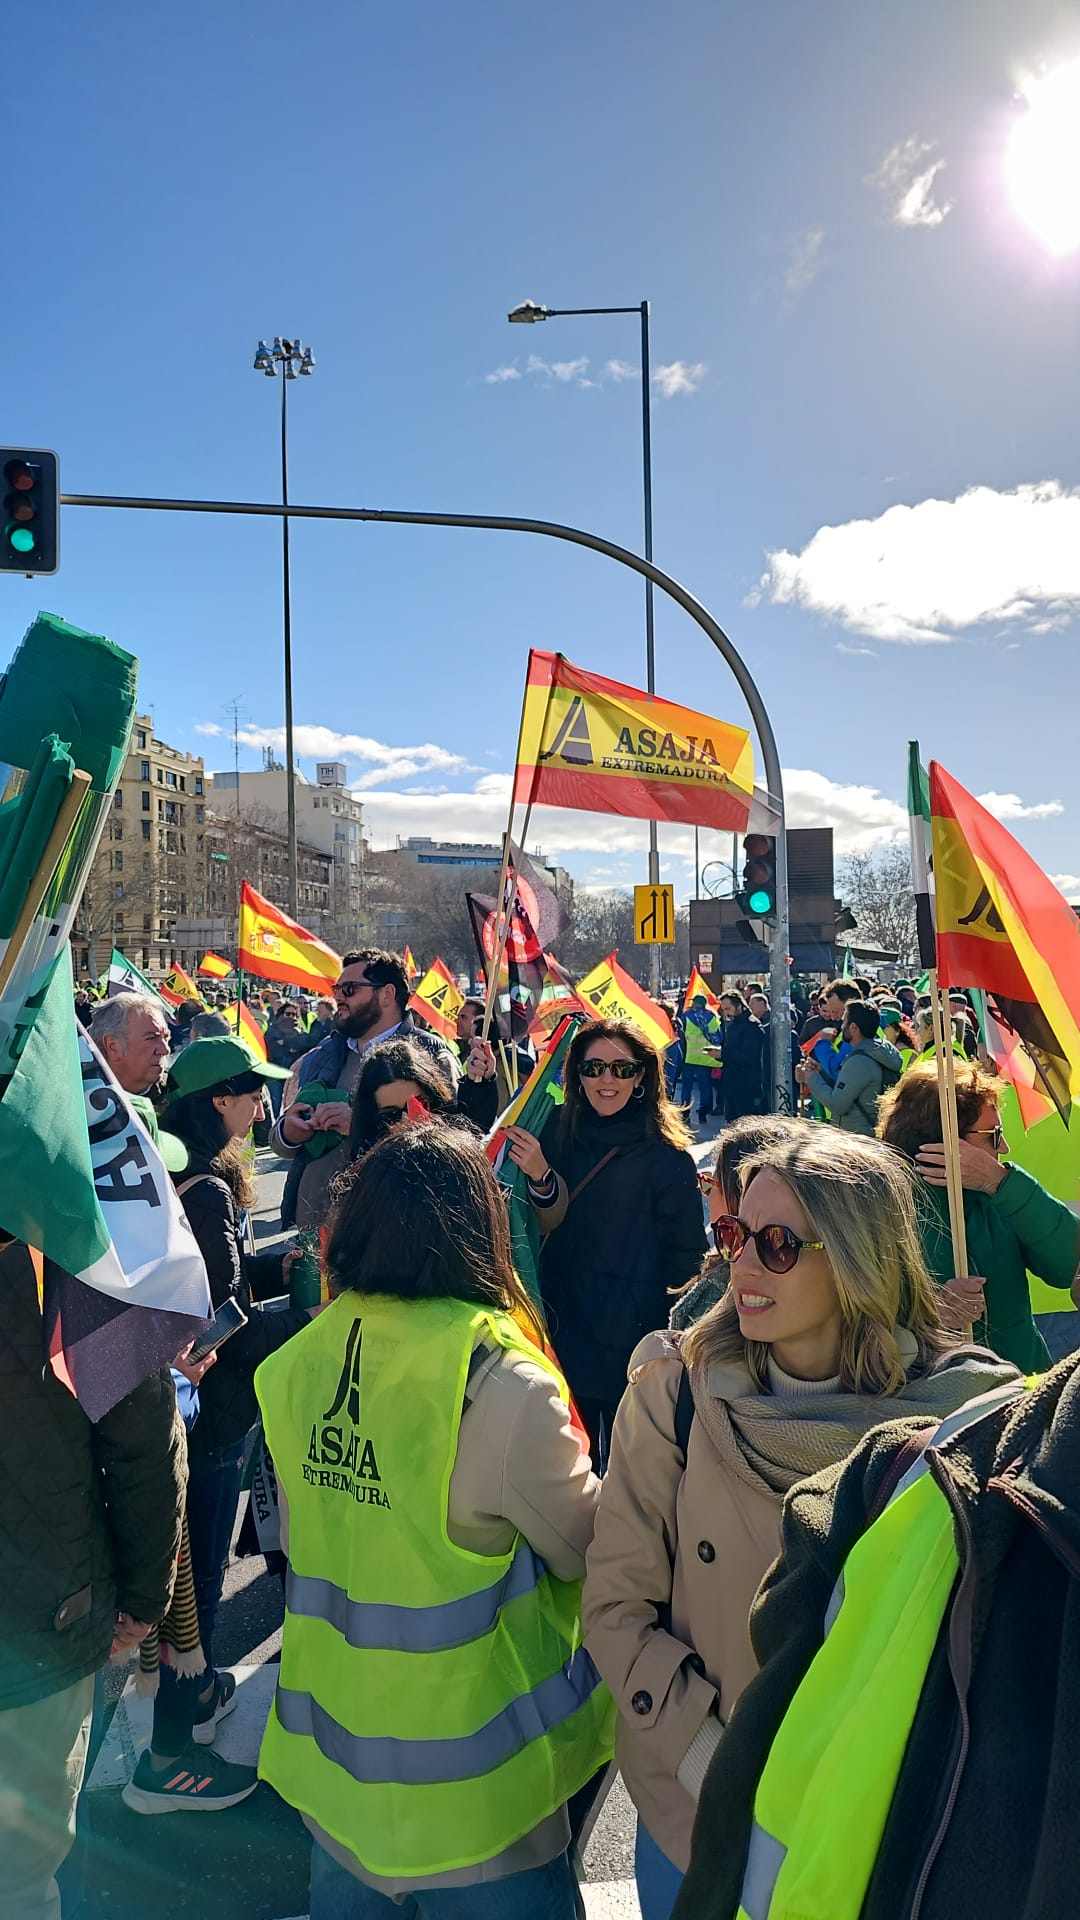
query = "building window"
(141, 819, 151, 841)
(195, 805, 204, 823)
(141, 791, 150, 813)
(179, 775, 186, 792)
(167, 770, 177, 789)
(157, 767, 164, 784)
(143, 915, 152, 934)
(113, 852, 123, 872)
(114, 914, 124, 932)
(114, 883, 124, 900)
(113, 790, 123, 810)
(194, 776, 203, 796)
(137, 730, 147, 751)
(113, 821, 123, 842)
(140, 760, 150, 782)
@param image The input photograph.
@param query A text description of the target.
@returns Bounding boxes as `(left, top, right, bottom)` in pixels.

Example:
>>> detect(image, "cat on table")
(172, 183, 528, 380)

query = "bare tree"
(837, 847, 917, 967)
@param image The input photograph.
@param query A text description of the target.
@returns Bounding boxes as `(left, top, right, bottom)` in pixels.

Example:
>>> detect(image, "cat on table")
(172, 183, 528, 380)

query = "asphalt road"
(68, 1124, 722, 1919)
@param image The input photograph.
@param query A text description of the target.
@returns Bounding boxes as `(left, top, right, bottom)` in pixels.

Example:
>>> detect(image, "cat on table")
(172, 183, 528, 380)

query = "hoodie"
(805, 1036, 902, 1136)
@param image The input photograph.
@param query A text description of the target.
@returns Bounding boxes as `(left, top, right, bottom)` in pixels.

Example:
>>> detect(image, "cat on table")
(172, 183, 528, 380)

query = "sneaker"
(192, 1669, 239, 1746)
(121, 1746, 258, 1815)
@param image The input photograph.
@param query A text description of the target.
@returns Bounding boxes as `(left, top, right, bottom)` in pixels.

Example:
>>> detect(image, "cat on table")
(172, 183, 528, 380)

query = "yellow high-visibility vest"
(255, 1291, 614, 1879)
(735, 1381, 1026, 1920)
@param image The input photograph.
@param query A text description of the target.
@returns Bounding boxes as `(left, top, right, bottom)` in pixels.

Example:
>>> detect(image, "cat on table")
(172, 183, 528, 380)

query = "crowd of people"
(3, 947, 1080, 1920)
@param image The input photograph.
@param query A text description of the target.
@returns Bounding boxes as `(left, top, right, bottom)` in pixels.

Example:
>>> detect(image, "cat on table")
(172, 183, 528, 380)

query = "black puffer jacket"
(719, 1010, 767, 1116)
(174, 1157, 310, 1455)
(538, 1105, 705, 1406)
(0, 1242, 187, 1709)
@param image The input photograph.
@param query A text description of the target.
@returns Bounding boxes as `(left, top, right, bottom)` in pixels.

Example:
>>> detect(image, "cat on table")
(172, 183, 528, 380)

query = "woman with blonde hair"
(506, 1018, 705, 1466)
(582, 1124, 1018, 1920)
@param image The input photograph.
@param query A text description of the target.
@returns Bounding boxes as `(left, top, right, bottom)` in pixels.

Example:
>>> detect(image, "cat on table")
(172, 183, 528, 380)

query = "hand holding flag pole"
(908, 741, 969, 1290)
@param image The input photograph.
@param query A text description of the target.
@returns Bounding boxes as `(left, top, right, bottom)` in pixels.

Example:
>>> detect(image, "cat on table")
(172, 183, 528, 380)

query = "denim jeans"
(634, 1823, 685, 1920)
(152, 1437, 247, 1754)
(309, 1842, 580, 1919)
(682, 1065, 716, 1123)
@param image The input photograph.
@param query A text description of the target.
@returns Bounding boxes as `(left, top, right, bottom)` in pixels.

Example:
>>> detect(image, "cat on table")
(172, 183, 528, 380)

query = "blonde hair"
(682, 1127, 951, 1394)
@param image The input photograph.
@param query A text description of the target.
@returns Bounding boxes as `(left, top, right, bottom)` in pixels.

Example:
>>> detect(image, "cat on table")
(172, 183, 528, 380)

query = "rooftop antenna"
(225, 696, 248, 819)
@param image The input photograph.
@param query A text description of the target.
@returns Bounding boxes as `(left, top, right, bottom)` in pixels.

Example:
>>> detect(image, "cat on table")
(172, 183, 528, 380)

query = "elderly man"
(88, 994, 172, 1137)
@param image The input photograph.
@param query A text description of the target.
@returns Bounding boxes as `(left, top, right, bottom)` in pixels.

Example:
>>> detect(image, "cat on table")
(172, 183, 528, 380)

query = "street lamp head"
(299, 347, 316, 375)
(507, 299, 550, 324)
(253, 340, 275, 374)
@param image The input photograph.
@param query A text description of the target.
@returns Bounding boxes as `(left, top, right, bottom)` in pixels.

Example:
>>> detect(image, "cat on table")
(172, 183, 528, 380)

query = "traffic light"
(736, 833, 778, 922)
(1, 449, 59, 576)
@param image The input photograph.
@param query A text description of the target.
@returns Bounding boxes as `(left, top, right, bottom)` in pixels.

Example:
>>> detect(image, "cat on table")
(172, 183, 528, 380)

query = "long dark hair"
(559, 1018, 692, 1150)
(326, 1122, 542, 1337)
(159, 1082, 257, 1210)
(346, 1038, 456, 1163)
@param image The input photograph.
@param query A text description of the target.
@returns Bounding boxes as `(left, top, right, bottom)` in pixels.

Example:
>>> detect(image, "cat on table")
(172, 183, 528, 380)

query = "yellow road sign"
(634, 883, 675, 946)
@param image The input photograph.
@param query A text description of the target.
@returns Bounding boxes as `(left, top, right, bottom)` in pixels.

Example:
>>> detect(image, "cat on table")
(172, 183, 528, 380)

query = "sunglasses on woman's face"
(711, 1213, 825, 1274)
(580, 1059, 641, 1080)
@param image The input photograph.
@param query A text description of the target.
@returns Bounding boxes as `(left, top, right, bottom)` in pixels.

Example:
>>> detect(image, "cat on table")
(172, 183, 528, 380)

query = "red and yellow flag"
(160, 965, 203, 1008)
(575, 952, 674, 1053)
(238, 880, 341, 996)
(403, 945, 419, 984)
(513, 650, 755, 832)
(931, 761, 1080, 1116)
(683, 966, 719, 1013)
(198, 952, 232, 979)
(229, 998, 268, 1061)
(409, 957, 464, 1042)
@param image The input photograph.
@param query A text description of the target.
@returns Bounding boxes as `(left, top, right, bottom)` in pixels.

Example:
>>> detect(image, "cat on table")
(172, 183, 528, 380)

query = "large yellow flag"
(238, 881, 341, 995)
(408, 957, 464, 1042)
(514, 650, 755, 831)
(575, 953, 674, 1053)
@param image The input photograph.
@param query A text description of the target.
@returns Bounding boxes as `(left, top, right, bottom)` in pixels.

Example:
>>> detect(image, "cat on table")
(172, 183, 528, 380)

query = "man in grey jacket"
(797, 1000, 902, 1136)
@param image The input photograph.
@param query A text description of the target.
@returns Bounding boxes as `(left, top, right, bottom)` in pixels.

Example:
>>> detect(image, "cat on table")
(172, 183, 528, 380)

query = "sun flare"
(1006, 61, 1080, 254)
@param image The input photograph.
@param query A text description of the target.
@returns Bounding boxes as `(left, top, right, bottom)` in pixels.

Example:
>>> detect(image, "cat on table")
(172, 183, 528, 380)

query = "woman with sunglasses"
(582, 1126, 1016, 1920)
(877, 1058, 1080, 1370)
(506, 1020, 705, 1468)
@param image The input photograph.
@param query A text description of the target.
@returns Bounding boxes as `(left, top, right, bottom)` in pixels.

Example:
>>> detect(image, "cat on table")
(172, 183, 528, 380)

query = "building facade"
(208, 761, 363, 942)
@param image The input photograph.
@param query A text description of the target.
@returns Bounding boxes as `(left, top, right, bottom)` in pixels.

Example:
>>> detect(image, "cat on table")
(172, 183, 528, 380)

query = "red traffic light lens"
(745, 859, 771, 886)
(3, 460, 33, 491)
(743, 834, 771, 858)
(5, 493, 34, 522)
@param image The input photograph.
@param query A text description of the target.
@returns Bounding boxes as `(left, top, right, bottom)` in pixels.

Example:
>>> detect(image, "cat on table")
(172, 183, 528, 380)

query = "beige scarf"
(689, 1339, 1019, 1497)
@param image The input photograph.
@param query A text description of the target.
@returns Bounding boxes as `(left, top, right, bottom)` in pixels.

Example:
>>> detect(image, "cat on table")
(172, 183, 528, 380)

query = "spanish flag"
(931, 761, 1080, 1117)
(683, 966, 719, 1013)
(575, 952, 674, 1053)
(403, 945, 420, 984)
(238, 880, 341, 996)
(160, 965, 203, 1008)
(230, 998, 268, 1061)
(409, 957, 464, 1042)
(513, 650, 755, 831)
(198, 952, 232, 980)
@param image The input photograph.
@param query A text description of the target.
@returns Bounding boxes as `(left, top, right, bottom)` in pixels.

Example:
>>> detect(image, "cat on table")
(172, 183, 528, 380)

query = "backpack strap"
(863, 1425, 938, 1526)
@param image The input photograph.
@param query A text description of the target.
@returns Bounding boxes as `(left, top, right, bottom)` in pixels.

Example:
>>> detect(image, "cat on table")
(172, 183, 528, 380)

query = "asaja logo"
(539, 696, 594, 768)
(305, 1317, 390, 1509)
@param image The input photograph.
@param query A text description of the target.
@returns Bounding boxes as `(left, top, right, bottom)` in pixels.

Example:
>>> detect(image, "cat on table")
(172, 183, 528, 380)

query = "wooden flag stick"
(0, 771, 93, 999)
(481, 797, 534, 1046)
(928, 967, 969, 1279)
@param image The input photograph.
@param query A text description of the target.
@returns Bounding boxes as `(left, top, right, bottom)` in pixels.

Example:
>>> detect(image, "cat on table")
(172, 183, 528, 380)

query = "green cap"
(166, 1036, 292, 1098)
(157, 1131, 190, 1174)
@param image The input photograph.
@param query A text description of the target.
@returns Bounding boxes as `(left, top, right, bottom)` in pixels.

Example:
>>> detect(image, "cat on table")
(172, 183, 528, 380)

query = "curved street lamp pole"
(61, 486, 793, 1112)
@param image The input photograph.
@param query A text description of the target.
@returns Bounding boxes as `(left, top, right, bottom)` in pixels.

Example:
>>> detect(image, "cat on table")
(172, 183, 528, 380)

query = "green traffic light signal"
(0, 449, 59, 575)
(747, 888, 773, 915)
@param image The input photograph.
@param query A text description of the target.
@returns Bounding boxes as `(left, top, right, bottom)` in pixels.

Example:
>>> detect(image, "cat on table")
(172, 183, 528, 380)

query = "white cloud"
(201, 721, 475, 786)
(523, 353, 592, 388)
(867, 137, 954, 228)
(653, 361, 708, 399)
(1051, 873, 1080, 899)
(756, 480, 1080, 643)
(976, 790, 1064, 822)
(835, 641, 875, 656)
(783, 227, 826, 293)
(605, 359, 640, 382)
(484, 364, 521, 384)
(195, 721, 223, 736)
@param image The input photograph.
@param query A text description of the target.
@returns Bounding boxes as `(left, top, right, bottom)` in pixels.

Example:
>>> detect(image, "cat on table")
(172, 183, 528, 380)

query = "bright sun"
(1006, 60, 1080, 254)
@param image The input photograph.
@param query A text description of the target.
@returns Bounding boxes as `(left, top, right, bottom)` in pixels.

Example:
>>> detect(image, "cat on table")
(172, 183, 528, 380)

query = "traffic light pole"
(59, 487, 795, 1112)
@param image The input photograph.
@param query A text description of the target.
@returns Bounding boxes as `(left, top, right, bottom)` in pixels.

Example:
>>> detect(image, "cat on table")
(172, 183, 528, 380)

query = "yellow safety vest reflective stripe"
(736, 1381, 1027, 1920)
(255, 1291, 614, 1878)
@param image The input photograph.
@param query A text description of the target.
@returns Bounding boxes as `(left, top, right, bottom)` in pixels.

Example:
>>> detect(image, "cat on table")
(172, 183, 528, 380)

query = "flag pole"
(235, 967, 244, 1036)
(481, 662, 543, 1045)
(928, 968, 969, 1280)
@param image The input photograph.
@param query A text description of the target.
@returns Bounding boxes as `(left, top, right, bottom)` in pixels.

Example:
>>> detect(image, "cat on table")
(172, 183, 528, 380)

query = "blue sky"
(10, 0, 1080, 898)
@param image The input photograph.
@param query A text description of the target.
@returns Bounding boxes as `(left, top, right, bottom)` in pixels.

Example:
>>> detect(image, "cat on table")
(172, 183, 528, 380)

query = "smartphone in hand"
(187, 1298, 249, 1364)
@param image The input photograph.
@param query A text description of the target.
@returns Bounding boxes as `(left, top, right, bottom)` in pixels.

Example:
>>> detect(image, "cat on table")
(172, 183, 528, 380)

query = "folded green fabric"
(299, 1084, 353, 1158)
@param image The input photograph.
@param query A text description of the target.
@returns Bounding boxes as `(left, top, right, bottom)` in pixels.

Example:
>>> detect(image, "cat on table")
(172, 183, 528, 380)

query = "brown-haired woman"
(877, 1057, 1080, 1370)
(255, 1123, 613, 1918)
(505, 1018, 705, 1465)
(582, 1125, 1017, 1919)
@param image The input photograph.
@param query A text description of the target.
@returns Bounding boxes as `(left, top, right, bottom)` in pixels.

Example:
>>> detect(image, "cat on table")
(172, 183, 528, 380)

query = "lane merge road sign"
(634, 883, 675, 946)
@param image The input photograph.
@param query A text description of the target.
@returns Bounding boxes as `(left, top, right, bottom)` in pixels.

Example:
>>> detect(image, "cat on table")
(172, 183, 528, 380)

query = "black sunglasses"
(336, 978, 374, 999)
(711, 1213, 825, 1274)
(580, 1059, 641, 1080)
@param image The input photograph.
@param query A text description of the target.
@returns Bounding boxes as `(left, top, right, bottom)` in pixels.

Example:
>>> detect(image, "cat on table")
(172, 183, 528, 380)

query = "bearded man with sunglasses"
(273, 949, 498, 1230)
(877, 1057, 1080, 1371)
